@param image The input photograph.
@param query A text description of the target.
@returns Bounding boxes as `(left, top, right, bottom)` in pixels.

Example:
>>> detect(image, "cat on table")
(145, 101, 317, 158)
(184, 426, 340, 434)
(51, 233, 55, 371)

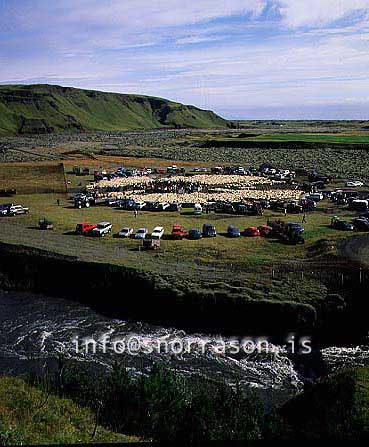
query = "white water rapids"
(0, 290, 368, 404)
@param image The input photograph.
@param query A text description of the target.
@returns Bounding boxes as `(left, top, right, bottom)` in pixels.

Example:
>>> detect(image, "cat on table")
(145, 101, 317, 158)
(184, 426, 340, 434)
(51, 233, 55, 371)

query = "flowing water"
(0, 290, 368, 404)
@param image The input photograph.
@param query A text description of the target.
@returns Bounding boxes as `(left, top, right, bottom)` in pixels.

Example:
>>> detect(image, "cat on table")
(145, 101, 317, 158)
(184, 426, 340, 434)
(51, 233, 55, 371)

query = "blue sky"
(1, 0, 369, 119)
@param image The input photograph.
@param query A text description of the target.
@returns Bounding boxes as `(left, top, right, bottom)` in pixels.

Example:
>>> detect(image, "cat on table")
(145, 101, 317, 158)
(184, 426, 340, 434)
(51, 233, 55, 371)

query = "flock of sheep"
(89, 174, 302, 204)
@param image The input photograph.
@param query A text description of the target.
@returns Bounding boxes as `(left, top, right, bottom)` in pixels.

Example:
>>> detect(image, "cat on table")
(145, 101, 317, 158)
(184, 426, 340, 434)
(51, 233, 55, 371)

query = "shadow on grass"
(63, 231, 80, 236)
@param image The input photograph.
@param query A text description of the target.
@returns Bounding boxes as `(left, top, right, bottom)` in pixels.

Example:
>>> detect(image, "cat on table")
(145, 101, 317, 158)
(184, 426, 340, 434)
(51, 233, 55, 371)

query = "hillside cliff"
(0, 84, 228, 135)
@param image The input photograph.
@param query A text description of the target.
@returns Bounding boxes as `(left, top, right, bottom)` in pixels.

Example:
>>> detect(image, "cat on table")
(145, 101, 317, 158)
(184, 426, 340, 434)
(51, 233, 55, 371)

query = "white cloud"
(175, 35, 225, 45)
(3, 0, 369, 117)
(277, 0, 369, 28)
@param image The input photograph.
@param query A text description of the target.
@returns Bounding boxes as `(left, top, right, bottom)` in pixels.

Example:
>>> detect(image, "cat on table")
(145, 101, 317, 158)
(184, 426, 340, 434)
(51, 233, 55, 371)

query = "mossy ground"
(0, 376, 141, 445)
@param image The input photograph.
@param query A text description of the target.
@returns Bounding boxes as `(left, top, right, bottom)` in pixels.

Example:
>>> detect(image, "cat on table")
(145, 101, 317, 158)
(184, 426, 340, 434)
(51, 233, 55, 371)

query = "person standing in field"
(302, 213, 307, 224)
(134, 209, 138, 218)
(284, 207, 287, 217)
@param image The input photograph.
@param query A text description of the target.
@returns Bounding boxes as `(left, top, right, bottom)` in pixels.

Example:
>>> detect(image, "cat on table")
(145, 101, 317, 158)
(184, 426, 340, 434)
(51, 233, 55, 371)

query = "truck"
(74, 194, 95, 209)
(2, 204, 29, 216)
(267, 220, 305, 244)
(75, 222, 97, 235)
(202, 223, 216, 237)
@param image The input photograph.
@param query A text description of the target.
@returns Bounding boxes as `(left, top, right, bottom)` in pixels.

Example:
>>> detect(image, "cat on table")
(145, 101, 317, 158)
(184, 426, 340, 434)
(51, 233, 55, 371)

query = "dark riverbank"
(0, 241, 316, 337)
(0, 239, 368, 345)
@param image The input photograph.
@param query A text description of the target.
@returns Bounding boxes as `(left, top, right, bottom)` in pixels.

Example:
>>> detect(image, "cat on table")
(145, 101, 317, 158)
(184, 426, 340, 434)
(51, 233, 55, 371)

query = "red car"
(171, 225, 188, 239)
(75, 222, 97, 235)
(258, 225, 272, 237)
(243, 226, 260, 237)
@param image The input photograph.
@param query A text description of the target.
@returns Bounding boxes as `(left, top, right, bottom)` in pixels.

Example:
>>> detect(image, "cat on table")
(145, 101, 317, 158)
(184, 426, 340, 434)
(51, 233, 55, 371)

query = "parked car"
(227, 225, 241, 238)
(286, 202, 303, 214)
(258, 225, 272, 237)
(0, 203, 12, 216)
(143, 201, 156, 211)
(194, 203, 202, 215)
(6, 204, 29, 216)
(349, 200, 369, 212)
(309, 172, 330, 184)
(171, 225, 187, 239)
(330, 216, 354, 231)
(117, 227, 134, 238)
(90, 221, 112, 237)
(167, 202, 181, 212)
(300, 199, 317, 212)
(74, 194, 94, 209)
(154, 202, 170, 211)
(117, 198, 136, 210)
(202, 223, 216, 237)
(135, 228, 148, 239)
(105, 198, 118, 207)
(353, 218, 369, 232)
(133, 201, 146, 210)
(187, 228, 202, 240)
(151, 226, 165, 239)
(287, 222, 304, 234)
(306, 192, 324, 202)
(243, 226, 260, 237)
(75, 222, 97, 235)
(0, 189, 16, 197)
(346, 181, 364, 187)
(38, 218, 53, 230)
(281, 231, 305, 245)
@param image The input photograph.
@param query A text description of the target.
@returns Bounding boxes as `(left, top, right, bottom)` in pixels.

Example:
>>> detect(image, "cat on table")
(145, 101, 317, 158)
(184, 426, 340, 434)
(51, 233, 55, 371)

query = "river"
(0, 290, 368, 405)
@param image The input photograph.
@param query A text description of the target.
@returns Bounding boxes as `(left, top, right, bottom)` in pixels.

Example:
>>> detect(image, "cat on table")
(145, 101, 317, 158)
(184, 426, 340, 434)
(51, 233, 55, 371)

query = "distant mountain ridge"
(0, 84, 228, 135)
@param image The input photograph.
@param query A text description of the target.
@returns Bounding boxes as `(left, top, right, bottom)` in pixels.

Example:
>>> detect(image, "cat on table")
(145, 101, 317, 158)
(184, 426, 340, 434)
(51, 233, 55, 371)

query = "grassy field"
(0, 376, 140, 445)
(0, 192, 359, 271)
(205, 132, 369, 144)
(0, 163, 67, 193)
(0, 124, 367, 287)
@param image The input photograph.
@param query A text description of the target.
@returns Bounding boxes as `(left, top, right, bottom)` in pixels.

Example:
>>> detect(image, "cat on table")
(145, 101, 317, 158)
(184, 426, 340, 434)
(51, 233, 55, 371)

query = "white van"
(194, 203, 202, 215)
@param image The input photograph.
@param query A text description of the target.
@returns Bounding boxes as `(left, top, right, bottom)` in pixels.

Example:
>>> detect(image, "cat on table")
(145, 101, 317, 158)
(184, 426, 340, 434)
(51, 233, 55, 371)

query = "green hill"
(0, 376, 140, 445)
(0, 84, 227, 135)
